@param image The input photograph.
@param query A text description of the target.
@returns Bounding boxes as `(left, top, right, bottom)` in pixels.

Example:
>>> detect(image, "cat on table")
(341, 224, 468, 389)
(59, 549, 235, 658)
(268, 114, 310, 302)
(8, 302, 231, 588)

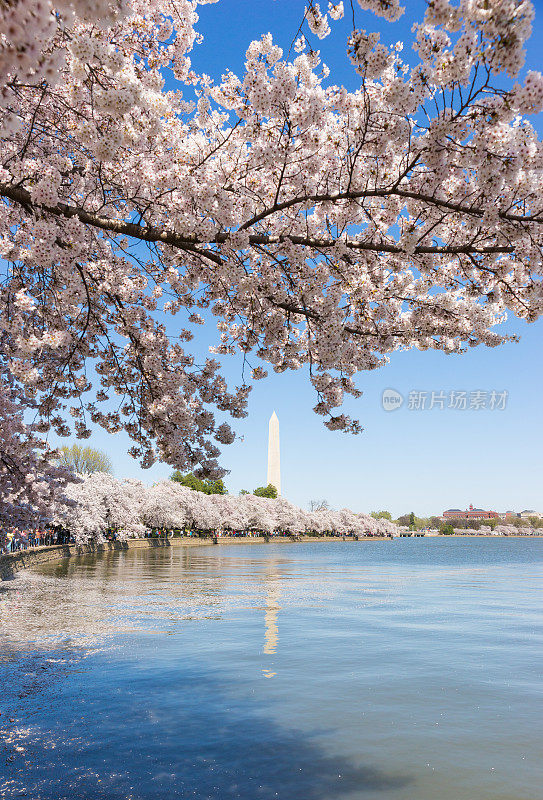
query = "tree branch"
(0, 183, 517, 256)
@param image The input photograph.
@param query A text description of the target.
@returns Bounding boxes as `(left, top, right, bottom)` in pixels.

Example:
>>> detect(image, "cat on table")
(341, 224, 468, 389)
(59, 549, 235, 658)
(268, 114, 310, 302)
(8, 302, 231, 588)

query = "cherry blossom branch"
(0, 183, 519, 255)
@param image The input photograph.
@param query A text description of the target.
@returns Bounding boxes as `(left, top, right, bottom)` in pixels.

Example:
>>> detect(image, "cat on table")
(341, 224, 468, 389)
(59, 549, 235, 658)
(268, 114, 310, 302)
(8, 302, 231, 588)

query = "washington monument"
(267, 411, 281, 495)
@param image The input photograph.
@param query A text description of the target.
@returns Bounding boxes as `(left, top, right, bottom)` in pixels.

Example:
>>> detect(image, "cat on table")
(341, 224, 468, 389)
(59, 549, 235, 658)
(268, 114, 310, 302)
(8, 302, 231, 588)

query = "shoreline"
(1, 534, 540, 581)
(0, 535, 390, 580)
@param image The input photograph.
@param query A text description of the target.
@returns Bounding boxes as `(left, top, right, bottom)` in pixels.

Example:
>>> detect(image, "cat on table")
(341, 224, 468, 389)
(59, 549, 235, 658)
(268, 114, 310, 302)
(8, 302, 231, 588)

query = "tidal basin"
(1, 538, 541, 800)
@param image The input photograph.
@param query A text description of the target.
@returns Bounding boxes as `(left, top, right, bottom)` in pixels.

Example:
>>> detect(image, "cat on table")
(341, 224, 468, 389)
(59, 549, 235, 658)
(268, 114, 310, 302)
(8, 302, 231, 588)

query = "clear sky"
(53, 0, 543, 518)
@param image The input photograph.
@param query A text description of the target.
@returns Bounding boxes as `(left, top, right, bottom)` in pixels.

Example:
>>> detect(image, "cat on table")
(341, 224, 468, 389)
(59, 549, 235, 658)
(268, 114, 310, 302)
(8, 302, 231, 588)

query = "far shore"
(406, 535, 543, 540)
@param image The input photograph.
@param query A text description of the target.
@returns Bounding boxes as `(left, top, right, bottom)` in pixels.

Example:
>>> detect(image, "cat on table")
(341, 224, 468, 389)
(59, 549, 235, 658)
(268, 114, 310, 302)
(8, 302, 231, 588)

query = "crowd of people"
(0, 526, 392, 555)
(0, 527, 72, 554)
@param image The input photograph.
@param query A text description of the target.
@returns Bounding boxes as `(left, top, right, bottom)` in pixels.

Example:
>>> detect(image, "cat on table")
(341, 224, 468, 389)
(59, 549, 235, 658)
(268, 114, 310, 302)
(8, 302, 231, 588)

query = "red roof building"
(442, 504, 500, 520)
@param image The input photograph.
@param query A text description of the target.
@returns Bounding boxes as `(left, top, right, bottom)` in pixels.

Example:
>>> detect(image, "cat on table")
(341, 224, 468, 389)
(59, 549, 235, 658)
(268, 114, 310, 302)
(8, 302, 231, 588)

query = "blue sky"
(54, 0, 543, 517)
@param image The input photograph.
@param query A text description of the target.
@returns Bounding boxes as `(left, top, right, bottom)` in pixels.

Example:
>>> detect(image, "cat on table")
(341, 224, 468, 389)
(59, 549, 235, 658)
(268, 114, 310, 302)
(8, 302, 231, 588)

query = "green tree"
(239, 489, 250, 495)
(207, 478, 227, 495)
(408, 511, 416, 529)
(442, 524, 455, 535)
(58, 444, 113, 475)
(253, 484, 278, 498)
(171, 471, 201, 491)
(443, 517, 467, 529)
(371, 511, 392, 520)
(171, 472, 227, 495)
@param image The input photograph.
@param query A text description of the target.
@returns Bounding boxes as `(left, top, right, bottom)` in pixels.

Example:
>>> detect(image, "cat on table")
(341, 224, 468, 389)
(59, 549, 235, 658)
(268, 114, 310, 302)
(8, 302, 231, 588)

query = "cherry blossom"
(59, 472, 145, 542)
(1, 0, 543, 524)
(57, 474, 397, 543)
(0, 374, 75, 528)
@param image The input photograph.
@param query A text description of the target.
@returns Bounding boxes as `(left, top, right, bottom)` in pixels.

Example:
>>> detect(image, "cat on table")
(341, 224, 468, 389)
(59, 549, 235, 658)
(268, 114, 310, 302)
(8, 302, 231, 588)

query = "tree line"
(371, 511, 543, 532)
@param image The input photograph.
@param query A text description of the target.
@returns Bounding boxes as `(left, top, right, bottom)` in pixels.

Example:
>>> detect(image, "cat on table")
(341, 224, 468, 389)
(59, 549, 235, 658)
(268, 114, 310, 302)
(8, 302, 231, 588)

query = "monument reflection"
(262, 564, 282, 677)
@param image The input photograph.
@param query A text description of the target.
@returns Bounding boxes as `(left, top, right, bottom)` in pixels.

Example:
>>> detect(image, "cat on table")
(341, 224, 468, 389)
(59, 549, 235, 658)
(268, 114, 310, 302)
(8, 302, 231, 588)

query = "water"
(0, 538, 541, 800)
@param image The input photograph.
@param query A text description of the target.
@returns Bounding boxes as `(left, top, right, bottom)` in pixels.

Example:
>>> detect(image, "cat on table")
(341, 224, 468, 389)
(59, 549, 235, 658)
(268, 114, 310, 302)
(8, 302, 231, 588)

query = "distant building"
(442, 505, 541, 521)
(442, 503, 499, 520)
(442, 508, 464, 519)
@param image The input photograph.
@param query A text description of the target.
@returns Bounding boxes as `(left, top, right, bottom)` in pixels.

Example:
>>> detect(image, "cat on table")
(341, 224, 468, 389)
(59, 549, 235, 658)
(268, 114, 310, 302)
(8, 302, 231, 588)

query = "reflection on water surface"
(0, 539, 542, 800)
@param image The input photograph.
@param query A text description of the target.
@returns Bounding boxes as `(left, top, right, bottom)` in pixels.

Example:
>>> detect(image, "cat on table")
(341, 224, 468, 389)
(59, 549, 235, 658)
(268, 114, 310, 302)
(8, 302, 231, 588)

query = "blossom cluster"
(452, 525, 533, 536)
(0, 370, 77, 528)
(57, 473, 399, 544)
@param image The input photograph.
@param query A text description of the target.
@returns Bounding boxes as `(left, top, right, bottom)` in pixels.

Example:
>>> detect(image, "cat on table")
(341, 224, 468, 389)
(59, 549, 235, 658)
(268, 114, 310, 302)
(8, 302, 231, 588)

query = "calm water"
(0, 539, 542, 800)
